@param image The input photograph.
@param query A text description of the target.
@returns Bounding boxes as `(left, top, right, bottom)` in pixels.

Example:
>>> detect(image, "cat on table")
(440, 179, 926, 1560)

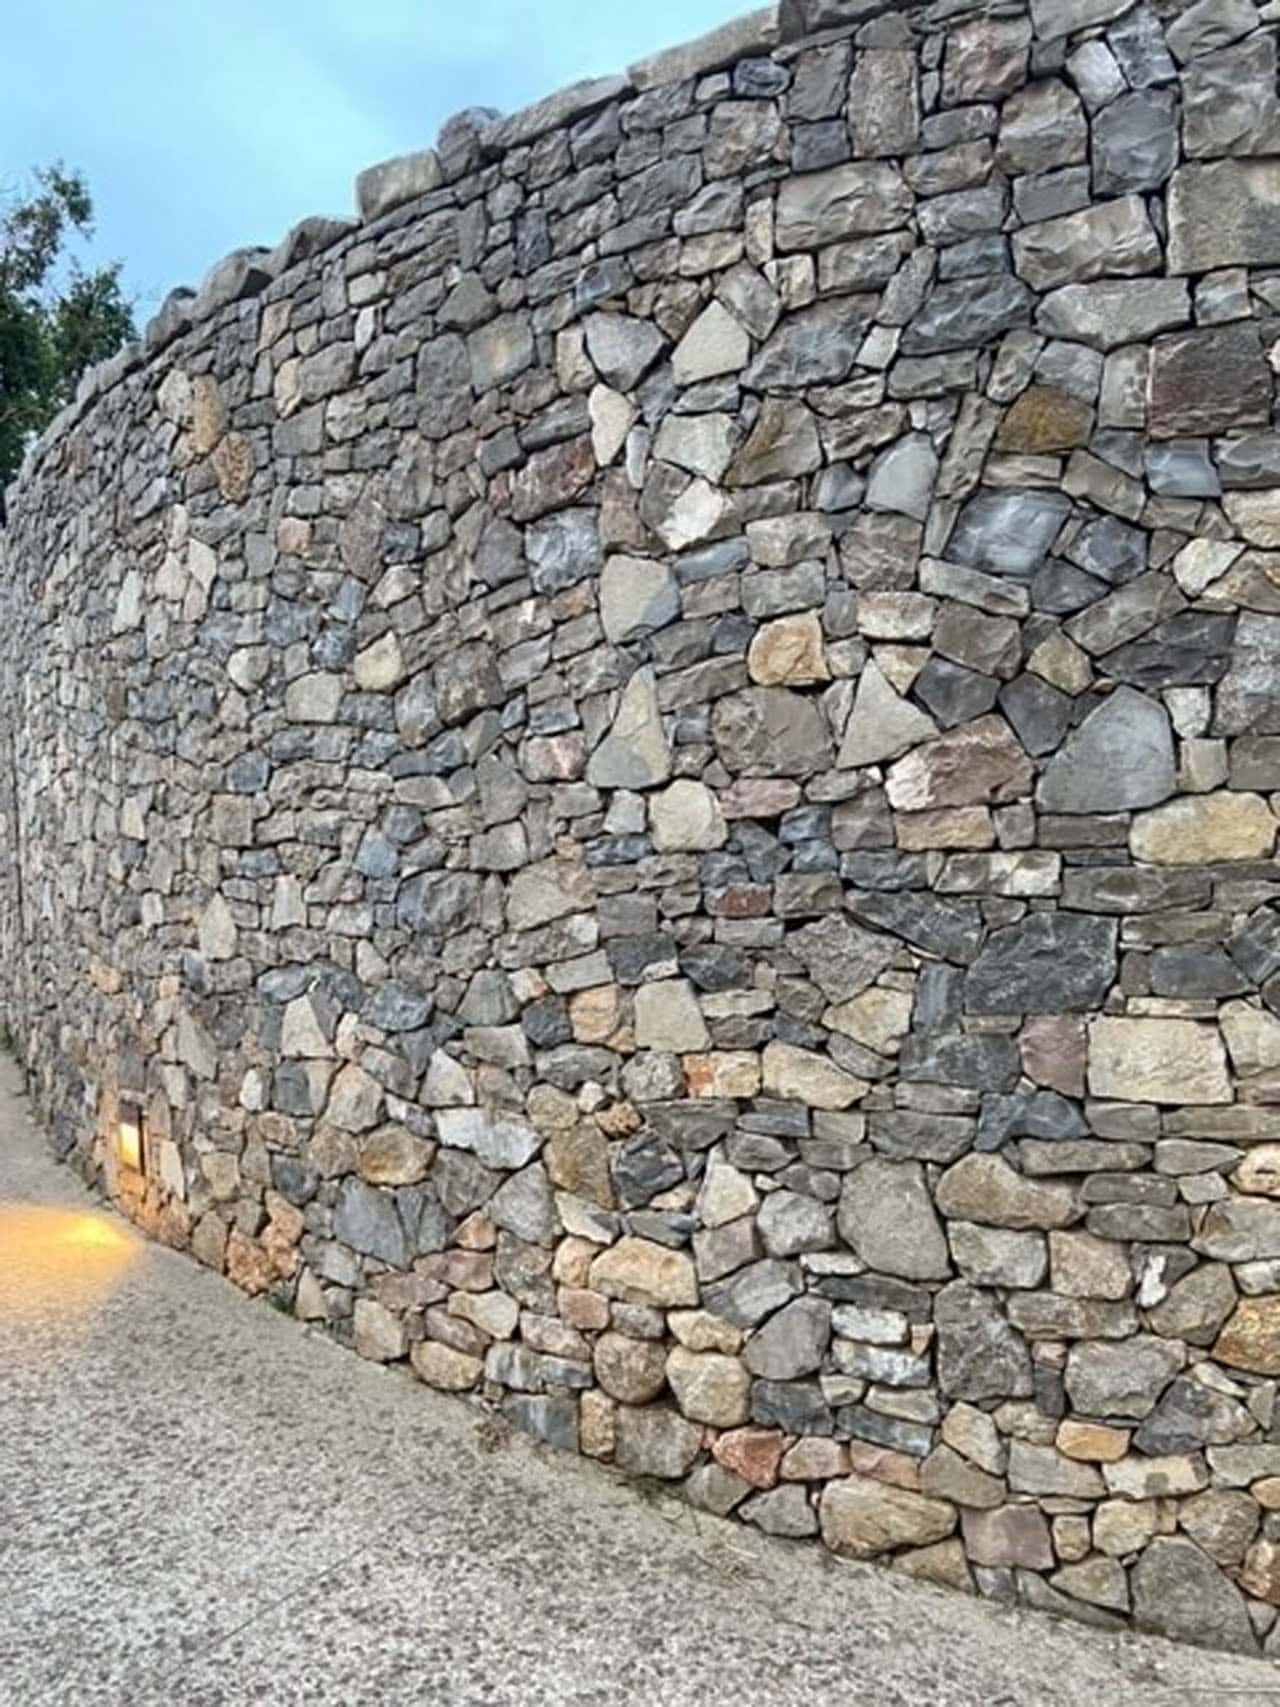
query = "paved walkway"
(2, 1059, 1279, 1706)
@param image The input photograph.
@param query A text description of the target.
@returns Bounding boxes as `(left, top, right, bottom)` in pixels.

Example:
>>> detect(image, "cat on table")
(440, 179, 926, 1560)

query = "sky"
(3, 0, 746, 319)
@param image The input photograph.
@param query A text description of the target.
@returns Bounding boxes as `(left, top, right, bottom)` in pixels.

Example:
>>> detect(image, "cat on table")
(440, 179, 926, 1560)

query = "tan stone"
(762, 1041, 868, 1110)
(747, 612, 830, 687)
(821, 1476, 958, 1560)
(894, 1539, 975, 1592)
(823, 987, 913, 1057)
(589, 1236, 699, 1307)
(1094, 1497, 1159, 1557)
(666, 1347, 751, 1427)
(354, 631, 407, 692)
(996, 385, 1093, 453)
(558, 1286, 610, 1331)
(1241, 1539, 1280, 1606)
(212, 432, 254, 501)
(593, 1330, 668, 1404)
(781, 1438, 850, 1481)
(1234, 1146, 1280, 1196)
(1087, 1017, 1232, 1105)
(1215, 1297, 1280, 1376)
(649, 779, 727, 852)
(683, 1051, 762, 1099)
(1221, 1002, 1280, 1079)
(569, 984, 625, 1046)
(1057, 1420, 1130, 1463)
(1130, 792, 1277, 865)
(895, 807, 995, 850)
(936, 1154, 1078, 1230)
(353, 1297, 406, 1362)
(411, 1340, 483, 1391)
(190, 374, 226, 453)
(669, 1308, 744, 1354)
(545, 1126, 615, 1208)
(579, 1390, 616, 1460)
(358, 1126, 432, 1186)
(846, 1440, 923, 1491)
(1049, 1230, 1131, 1301)
(633, 980, 710, 1053)
(226, 1230, 273, 1296)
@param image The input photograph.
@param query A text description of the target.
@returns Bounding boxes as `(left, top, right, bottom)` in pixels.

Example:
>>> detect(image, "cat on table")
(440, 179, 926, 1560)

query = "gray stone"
(837, 1158, 952, 1282)
(1214, 614, 1280, 735)
(1092, 91, 1179, 196)
(966, 915, 1118, 1015)
(745, 299, 872, 389)
(1148, 324, 1271, 439)
(712, 687, 834, 777)
(334, 1178, 410, 1268)
(1183, 35, 1280, 159)
(935, 1281, 1033, 1403)
(588, 668, 672, 789)
(743, 1298, 832, 1380)
(1037, 279, 1190, 351)
(902, 275, 1035, 356)
(1012, 196, 1162, 292)
(1166, 0, 1263, 63)
(703, 1259, 801, 1328)
(1064, 1336, 1182, 1420)
(775, 163, 913, 250)
(613, 1405, 703, 1480)
(1132, 1537, 1258, 1655)
(1036, 688, 1176, 814)
(584, 313, 666, 390)
(434, 1109, 543, 1171)
(1169, 160, 1280, 273)
(866, 434, 938, 522)
(947, 490, 1071, 578)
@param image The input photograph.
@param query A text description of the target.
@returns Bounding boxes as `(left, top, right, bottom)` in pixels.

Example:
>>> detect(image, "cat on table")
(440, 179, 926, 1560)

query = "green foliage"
(0, 164, 134, 488)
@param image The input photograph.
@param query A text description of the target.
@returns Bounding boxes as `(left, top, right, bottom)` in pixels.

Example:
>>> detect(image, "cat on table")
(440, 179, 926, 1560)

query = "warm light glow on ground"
(0, 1204, 140, 1319)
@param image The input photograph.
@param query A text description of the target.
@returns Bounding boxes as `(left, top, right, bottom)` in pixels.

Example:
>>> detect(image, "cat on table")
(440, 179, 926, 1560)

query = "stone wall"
(9, 0, 1280, 1656)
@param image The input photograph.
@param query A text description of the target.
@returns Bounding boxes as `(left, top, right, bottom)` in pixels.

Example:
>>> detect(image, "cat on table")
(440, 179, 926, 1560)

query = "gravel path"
(3, 1056, 1279, 1706)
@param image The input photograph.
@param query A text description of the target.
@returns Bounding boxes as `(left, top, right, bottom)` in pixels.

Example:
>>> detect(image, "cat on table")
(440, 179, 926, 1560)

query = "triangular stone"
(839, 660, 938, 768)
(1036, 686, 1175, 814)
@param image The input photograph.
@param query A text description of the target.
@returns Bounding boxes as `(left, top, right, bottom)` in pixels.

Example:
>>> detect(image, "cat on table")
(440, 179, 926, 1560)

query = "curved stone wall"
(10, 0, 1280, 1656)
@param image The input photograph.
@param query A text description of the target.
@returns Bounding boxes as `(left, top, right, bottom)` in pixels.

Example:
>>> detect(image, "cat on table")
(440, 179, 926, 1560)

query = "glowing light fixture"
(117, 1098, 145, 1174)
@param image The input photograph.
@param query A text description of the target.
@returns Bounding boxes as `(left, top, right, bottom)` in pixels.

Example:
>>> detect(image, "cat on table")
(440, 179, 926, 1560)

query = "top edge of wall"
(0, 0, 1209, 509)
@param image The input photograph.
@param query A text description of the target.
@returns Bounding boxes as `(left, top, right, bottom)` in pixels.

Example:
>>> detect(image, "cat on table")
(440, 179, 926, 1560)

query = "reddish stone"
(713, 1427, 785, 1490)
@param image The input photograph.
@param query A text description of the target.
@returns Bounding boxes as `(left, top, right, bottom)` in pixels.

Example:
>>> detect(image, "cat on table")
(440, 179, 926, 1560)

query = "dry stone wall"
(10, 0, 1280, 1656)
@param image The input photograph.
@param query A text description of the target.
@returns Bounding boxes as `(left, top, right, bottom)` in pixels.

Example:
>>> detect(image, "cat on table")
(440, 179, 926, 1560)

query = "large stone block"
(1088, 1018, 1232, 1105)
(1169, 160, 1280, 273)
(1147, 325, 1271, 439)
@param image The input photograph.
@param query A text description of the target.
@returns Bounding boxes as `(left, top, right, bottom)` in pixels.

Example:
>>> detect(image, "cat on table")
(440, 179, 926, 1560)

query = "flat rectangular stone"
(492, 76, 631, 149)
(1148, 325, 1271, 440)
(630, 8, 780, 90)
(1169, 160, 1280, 274)
(356, 150, 443, 223)
(1013, 196, 1162, 292)
(1030, 0, 1134, 39)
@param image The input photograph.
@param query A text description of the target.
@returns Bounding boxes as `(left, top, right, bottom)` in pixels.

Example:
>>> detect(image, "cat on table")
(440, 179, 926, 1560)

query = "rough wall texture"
(11, 0, 1280, 1657)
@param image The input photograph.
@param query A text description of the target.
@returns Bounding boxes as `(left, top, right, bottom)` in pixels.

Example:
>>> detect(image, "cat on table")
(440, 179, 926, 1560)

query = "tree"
(0, 165, 134, 488)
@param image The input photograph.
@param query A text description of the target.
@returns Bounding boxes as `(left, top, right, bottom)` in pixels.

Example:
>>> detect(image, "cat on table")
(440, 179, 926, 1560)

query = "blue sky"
(4, 0, 745, 318)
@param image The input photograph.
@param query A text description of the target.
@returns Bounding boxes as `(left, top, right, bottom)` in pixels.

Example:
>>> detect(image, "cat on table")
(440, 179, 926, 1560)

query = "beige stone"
(411, 1340, 482, 1391)
(1130, 791, 1276, 864)
(666, 1347, 751, 1426)
(354, 631, 407, 692)
(668, 1309, 744, 1354)
(823, 987, 913, 1056)
(649, 779, 727, 852)
(589, 1236, 699, 1308)
(634, 980, 710, 1053)
(593, 1331, 668, 1404)
(820, 1476, 957, 1559)
(1049, 1230, 1131, 1301)
(1057, 1420, 1130, 1463)
(936, 1154, 1078, 1230)
(885, 715, 1033, 810)
(353, 1298, 406, 1362)
(683, 1051, 762, 1099)
(1234, 1146, 1280, 1197)
(747, 613, 830, 686)
(895, 807, 995, 850)
(762, 1041, 868, 1110)
(358, 1126, 432, 1186)
(1087, 1017, 1231, 1105)
(1215, 1297, 1280, 1376)
(1221, 1002, 1280, 1079)
(1093, 1497, 1159, 1557)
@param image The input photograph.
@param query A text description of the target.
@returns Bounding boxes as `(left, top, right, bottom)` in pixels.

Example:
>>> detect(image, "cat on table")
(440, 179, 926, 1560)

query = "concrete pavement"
(2, 1055, 1279, 1706)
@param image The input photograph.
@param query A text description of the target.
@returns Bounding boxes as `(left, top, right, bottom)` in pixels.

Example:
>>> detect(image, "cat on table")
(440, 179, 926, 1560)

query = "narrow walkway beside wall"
(0, 1060, 1272, 1706)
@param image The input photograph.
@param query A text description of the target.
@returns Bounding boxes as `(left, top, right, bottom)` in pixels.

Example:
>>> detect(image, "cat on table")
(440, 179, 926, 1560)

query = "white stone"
(589, 384, 637, 466)
(672, 301, 751, 385)
(649, 779, 728, 852)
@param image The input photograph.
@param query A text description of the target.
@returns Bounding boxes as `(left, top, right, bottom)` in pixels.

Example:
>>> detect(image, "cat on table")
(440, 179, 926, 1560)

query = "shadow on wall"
(7, 0, 1280, 1662)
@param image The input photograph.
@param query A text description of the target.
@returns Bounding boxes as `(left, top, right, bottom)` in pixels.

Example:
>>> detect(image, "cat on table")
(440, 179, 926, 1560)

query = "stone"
(584, 313, 665, 391)
(997, 80, 1087, 175)
(613, 1405, 702, 1479)
(949, 1223, 1047, 1289)
(748, 613, 829, 687)
(588, 668, 671, 790)
(936, 1156, 1077, 1232)
(672, 302, 750, 386)
(885, 717, 1032, 811)
(666, 1347, 750, 1426)
(743, 1298, 832, 1380)
(1088, 1018, 1232, 1106)
(1169, 160, 1280, 274)
(866, 434, 938, 522)
(590, 1238, 698, 1308)
(902, 274, 1036, 357)
(745, 299, 871, 389)
(1148, 324, 1271, 439)
(1130, 793, 1277, 864)
(634, 981, 710, 1054)
(837, 1159, 952, 1282)
(1012, 196, 1162, 293)
(411, 1340, 483, 1392)
(1038, 280, 1191, 351)
(356, 149, 442, 221)
(965, 914, 1117, 1015)
(775, 163, 913, 250)
(946, 490, 1071, 578)
(1215, 1298, 1280, 1375)
(435, 1109, 542, 1171)
(1093, 91, 1179, 197)
(649, 780, 727, 853)
(1132, 1537, 1258, 1655)
(962, 1505, 1053, 1570)
(1037, 688, 1175, 814)
(790, 917, 897, 1006)
(1215, 614, 1280, 735)
(838, 661, 938, 768)
(713, 687, 833, 778)
(714, 1427, 786, 1490)
(1064, 1337, 1183, 1420)
(819, 1477, 957, 1560)
(592, 1332, 667, 1405)
(600, 557, 678, 644)
(936, 1282, 1033, 1403)
(762, 1042, 866, 1111)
